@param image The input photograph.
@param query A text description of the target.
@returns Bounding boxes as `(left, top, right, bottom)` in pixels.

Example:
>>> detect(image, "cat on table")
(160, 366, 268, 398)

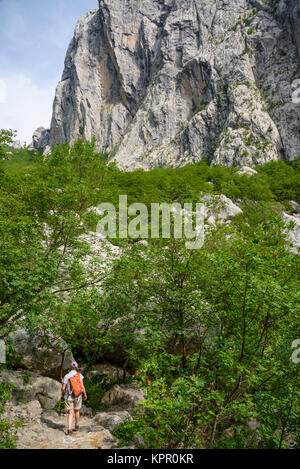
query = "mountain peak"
(34, 0, 300, 170)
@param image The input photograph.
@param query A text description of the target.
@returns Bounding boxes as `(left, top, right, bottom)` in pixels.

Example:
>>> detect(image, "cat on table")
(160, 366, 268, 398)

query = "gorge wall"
(34, 0, 300, 170)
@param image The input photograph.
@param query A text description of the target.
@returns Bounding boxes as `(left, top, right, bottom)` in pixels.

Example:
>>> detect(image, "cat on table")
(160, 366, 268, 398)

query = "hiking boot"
(74, 425, 80, 432)
(66, 429, 73, 436)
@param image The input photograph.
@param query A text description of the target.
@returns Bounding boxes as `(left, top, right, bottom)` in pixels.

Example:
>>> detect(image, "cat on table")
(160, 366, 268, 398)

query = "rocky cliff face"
(34, 0, 300, 170)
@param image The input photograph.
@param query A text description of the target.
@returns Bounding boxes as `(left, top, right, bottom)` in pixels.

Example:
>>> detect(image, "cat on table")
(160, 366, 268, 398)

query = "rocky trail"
(1, 369, 146, 450)
(14, 410, 126, 450)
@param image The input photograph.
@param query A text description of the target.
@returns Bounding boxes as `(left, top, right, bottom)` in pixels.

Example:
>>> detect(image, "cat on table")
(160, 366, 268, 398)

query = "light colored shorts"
(65, 395, 82, 411)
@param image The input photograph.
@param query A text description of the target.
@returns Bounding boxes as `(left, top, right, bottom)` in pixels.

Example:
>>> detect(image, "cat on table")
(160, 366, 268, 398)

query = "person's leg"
(75, 410, 80, 427)
(68, 409, 74, 431)
(65, 400, 74, 434)
(74, 395, 82, 430)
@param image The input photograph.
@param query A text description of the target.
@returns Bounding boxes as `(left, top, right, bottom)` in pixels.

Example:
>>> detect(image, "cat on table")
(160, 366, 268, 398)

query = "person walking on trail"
(62, 361, 87, 435)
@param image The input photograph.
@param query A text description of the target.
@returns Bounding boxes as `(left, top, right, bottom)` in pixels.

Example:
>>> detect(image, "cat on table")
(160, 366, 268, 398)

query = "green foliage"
(111, 210, 299, 449)
(0, 338, 23, 371)
(113, 419, 138, 447)
(0, 382, 17, 449)
(84, 373, 120, 414)
(243, 18, 252, 26)
(1, 147, 40, 174)
(114, 376, 205, 449)
(0, 129, 16, 162)
(0, 135, 299, 449)
(22, 371, 32, 386)
(192, 103, 208, 116)
(0, 139, 111, 346)
(53, 398, 65, 416)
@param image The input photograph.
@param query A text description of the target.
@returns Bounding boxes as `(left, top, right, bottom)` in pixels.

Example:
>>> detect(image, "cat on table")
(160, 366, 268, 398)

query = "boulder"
(236, 166, 258, 176)
(95, 429, 117, 450)
(79, 405, 93, 418)
(201, 194, 243, 226)
(11, 140, 22, 150)
(32, 127, 50, 150)
(87, 362, 123, 381)
(0, 370, 61, 410)
(101, 384, 146, 409)
(93, 410, 132, 431)
(33, 376, 62, 409)
(40, 409, 60, 420)
(282, 212, 300, 253)
(3, 400, 43, 423)
(43, 145, 52, 156)
(10, 329, 74, 379)
(134, 434, 146, 448)
(290, 200, 300, 215)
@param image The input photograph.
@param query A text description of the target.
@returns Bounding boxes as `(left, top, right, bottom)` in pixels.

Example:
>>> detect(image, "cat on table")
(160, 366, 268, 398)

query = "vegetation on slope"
(0, 137, 299, 449)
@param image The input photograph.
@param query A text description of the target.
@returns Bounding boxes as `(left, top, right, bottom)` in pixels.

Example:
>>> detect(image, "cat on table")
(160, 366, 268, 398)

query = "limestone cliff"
(34, 0, 300, 170)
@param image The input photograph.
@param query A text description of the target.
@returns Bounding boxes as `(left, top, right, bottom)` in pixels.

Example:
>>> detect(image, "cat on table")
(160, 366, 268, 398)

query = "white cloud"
(0, 74, 56, 144)
(0, 80, 7, 104)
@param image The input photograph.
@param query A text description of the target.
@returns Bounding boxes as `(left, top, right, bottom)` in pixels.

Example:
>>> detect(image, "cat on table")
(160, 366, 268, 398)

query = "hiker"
(61, 361, 87, 435)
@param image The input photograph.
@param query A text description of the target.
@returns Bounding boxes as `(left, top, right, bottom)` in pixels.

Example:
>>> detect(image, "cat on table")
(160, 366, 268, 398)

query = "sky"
(0, 0, 98, 144)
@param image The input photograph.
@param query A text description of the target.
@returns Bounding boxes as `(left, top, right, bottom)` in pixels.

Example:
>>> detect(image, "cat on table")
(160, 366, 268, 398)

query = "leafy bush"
(0, 382, 17, 449)
(84, 373, 123, 414)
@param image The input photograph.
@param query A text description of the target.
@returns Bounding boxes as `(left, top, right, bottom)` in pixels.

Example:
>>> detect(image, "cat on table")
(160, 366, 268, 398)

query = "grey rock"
(32, 127, 50, 150)
(93, 410, 132, 431)
(40, 0, 299, 170)
(201, 194, 243, 226)
(0, 370, 61, 410)
(275, 0, 300, 59)
(43, 145, 52, 156)
(290, 200, 300, 214)
(236, 166, 258, 176)
(10, 329, 74, 380)
(101, 384, 146, 409)
(77, 231, 121, 286)
(3, 400, 43, 423)
(11, 140, 22, 150)
(134, 433, 146, 448)
(96, 428, 118, 449)
(88, 362, 123, 381)
(282, 211, 300, 253)
(41, 409, 60, 420)
(80, 405, 93, 418)
(79, 231, 121, 263)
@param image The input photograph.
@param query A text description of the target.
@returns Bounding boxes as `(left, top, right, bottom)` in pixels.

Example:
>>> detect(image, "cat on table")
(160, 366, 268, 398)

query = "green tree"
(0, 129, 16, 161)
(110, 207, 300, 448)
(0, 382, 17, 449)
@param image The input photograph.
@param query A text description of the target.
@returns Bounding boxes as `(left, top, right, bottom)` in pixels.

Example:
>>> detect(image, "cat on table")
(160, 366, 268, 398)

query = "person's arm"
(82, 382, 87, 400)
(62, 383, 66, 397)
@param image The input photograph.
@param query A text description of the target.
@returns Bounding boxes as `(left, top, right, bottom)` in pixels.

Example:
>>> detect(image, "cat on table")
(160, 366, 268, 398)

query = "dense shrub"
(0, 382, 17, 449)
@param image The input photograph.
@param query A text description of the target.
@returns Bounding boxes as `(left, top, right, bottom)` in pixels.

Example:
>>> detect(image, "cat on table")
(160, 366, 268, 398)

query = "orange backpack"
(69, 372, 84, 398)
